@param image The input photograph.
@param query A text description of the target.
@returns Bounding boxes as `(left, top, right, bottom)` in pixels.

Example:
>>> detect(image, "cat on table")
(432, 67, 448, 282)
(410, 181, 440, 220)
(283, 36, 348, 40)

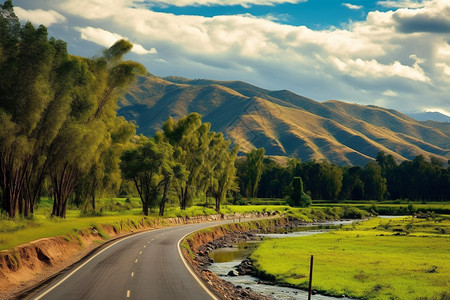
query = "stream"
(207, 221, 356, 300)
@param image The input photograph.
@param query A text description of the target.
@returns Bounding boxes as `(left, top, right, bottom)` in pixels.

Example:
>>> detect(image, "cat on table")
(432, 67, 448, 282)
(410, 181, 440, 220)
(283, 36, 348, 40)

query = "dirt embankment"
(0, 212, 265, 300)
(181, 217, 301, 300)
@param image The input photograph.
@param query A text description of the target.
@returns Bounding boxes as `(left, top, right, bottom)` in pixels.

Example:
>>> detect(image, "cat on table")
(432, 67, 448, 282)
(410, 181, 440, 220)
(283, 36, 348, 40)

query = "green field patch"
(251, 217, 450, 299)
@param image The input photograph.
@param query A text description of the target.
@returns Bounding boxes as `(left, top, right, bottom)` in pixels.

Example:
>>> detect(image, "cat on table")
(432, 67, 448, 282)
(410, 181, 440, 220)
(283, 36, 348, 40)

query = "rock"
(227, 270, 239, 276)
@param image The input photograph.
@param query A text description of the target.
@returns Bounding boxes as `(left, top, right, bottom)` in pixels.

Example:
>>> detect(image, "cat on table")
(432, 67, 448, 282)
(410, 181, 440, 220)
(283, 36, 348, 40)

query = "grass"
(311, 201, 450, 215)
(251, 216, 450, 300)
(0, 214, 158, 250)
(0, 196, 371, 251)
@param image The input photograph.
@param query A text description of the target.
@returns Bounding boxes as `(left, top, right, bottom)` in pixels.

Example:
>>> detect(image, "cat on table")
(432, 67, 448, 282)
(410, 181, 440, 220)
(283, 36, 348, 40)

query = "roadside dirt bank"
(0, 212, 270, 300)
(181, 217, 307, 300)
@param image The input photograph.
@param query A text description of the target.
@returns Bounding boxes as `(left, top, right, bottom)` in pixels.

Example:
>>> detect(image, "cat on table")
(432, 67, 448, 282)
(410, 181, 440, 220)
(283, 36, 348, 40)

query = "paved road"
(31, 221, 232, 300)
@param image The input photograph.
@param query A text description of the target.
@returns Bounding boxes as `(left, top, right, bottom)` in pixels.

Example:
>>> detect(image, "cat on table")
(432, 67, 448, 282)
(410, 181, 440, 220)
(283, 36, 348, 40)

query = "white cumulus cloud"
(342, 3, 363, 10)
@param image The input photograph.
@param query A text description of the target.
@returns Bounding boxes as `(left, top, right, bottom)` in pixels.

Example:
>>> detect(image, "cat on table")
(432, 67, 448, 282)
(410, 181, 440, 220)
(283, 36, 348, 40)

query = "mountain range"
(407, 112, 450, 123)
(118, 75, 450, 166)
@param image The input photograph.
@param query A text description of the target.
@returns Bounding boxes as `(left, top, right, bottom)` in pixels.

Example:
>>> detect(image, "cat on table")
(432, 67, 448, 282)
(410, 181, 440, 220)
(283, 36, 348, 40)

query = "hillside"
(119, 75, 450, 165)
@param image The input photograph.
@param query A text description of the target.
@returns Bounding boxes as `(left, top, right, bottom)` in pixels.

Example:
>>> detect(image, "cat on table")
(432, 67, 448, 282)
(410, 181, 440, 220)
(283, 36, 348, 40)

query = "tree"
(120, 138, 170, 216)
(162, 113, 210, 210)
(361, 161, 386, 201)
(48, 40, 145, 218)
(75, 117, 136, 213)
(210, 139, 238, 212)
(290, 177, 311, 207)
(0, 4, 76, 217)
(244, 148, 265, 198)
(0, 2, 144, 218)
(340, 166, 364, 200)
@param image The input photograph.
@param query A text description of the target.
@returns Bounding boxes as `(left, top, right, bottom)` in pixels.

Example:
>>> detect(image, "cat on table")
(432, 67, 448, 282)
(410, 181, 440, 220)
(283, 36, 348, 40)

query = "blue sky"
(11, 0, 450, 116)
(148, 0, 383, 28)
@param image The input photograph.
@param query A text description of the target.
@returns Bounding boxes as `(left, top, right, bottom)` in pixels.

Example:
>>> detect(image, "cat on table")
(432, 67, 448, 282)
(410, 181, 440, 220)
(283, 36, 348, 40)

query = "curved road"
(31, 220, 233, 300)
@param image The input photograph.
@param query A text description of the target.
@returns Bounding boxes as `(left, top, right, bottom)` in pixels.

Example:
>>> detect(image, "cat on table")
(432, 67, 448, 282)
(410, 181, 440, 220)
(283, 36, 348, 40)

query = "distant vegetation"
(237, 152, 450, 202)
(251, 216, 450, 299)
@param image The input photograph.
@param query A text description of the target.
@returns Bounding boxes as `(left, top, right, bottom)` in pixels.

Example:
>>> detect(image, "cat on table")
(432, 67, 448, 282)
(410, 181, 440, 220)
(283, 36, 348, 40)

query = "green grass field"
(251, 216, 450, 300)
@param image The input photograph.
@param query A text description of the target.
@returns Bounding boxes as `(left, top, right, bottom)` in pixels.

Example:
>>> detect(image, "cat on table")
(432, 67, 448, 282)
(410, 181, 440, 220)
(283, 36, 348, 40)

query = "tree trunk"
(159, 179, 170, 216)
(142, 200, 149, 216)
(0, 152, 29, 218)
(51, 163, 80, 218)
(92, 194, 96, 211)
(180, 185, 188, 210)
(215, 196, 220, 213)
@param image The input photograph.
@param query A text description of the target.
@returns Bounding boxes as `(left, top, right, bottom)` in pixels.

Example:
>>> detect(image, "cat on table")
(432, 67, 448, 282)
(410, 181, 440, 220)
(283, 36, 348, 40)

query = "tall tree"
(162, 113, 210, 210)
(0, 3, 76, 217)
(290, 176, 311, 207)
(48, 40, 145, 218)
(244, 148, 265, 198)
(361, 161, 386, 201)
(209, 135, 238, 212)
(0, 2, 144, 218)
(120, 138, 170, 216)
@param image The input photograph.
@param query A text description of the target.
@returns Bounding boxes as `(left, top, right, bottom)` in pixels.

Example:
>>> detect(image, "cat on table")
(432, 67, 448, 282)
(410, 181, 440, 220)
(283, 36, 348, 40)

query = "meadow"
(251, 216, 450, 299)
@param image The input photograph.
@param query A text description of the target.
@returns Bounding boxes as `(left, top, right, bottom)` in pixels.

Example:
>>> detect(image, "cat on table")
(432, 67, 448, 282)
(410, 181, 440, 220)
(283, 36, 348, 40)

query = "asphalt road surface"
(31, 220, 233, 300)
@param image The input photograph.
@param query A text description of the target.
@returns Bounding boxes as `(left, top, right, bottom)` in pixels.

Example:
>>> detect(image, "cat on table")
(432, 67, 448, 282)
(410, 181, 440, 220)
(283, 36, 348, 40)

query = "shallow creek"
(208, 221, 355, 300)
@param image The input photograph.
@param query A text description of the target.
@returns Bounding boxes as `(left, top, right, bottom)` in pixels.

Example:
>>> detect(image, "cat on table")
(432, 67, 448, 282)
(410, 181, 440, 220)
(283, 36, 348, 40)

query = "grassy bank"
(311, 201, 450, 215)
(251, 216, 450, 300)
(0, 199, 370, 250)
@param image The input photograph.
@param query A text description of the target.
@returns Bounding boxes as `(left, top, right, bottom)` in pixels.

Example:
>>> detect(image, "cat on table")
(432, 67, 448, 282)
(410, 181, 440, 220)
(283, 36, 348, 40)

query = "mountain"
(408, 112, 450, 123)
(118, 74, 450, 165)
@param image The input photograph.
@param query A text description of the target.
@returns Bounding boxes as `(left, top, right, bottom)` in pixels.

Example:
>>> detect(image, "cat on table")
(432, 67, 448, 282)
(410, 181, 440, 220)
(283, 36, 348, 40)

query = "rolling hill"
(118, 74, 450, 165)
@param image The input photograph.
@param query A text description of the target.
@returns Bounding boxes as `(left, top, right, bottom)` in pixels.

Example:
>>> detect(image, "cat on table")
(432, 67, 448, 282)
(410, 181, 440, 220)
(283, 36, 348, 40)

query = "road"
(31, 220, 232, 300)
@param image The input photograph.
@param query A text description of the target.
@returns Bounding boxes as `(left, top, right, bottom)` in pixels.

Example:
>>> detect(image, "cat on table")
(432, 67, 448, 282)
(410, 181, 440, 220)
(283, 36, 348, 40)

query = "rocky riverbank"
(181, 217, 311, 300)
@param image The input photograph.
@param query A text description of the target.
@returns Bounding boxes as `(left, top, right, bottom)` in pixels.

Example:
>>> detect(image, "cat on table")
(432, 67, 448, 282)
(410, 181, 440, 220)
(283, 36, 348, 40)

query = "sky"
(11, 0, 450, 116)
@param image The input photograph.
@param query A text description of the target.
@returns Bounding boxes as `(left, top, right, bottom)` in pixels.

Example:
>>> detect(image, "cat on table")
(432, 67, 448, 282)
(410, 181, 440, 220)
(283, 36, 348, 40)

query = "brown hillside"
(119, 75, 450, 165)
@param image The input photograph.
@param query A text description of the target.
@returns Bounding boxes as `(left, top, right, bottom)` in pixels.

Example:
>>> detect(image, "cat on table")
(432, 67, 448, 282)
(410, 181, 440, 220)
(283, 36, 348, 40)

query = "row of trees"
(238, 151, 450, 202)
(0, 3, 239, 219)
(120, 113, 238, 216)
(0, 2, 240, 219)
(0, 2, 144, 218)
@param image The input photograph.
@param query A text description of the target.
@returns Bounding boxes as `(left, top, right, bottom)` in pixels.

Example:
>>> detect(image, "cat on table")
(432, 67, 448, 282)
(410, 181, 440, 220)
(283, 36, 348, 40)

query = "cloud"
(14, 7, 66, 27)
(75, 26, 157, 55)
(330, 57, 429, 82)
(14, 0, 450, 114)
(342, 3, 363, 10)
(144, 0, 307, 7)
(424, 108, 450, 117)
(377, 0, 425, 9)
(382, 90, 398, 97)
(392, 2, 450, 33)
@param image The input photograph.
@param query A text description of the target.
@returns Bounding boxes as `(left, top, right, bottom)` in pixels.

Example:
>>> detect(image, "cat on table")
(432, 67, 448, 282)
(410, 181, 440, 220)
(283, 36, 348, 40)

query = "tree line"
(0, 2, 239, 218)
(0, 2, 147, 218)
(238, 150, 450, 202)
(120, 113, 238, 216)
